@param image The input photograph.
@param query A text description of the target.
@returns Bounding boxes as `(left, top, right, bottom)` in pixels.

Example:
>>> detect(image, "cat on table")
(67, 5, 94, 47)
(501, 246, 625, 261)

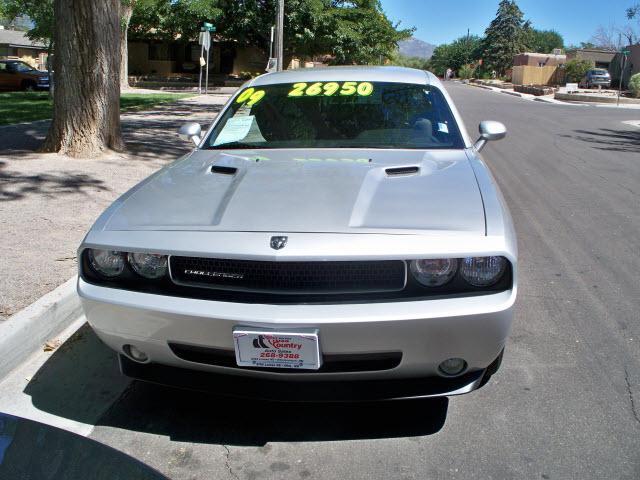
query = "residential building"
(0, 28, 48, 69)
(127, 38, 268, 78)
(565, 48, 616, 69)
(513, 52, 566, 67)
(610, 44, 639, 89)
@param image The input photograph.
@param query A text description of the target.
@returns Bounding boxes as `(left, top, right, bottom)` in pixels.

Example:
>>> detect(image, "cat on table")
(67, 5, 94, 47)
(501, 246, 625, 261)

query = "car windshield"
(592, 69, 608, 75)
(7, 62, 34, 73)
(204, 81, 465, 150)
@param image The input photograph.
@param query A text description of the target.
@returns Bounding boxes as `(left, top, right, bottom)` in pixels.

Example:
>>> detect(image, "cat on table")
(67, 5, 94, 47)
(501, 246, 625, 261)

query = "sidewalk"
(465, 81, 640, 109)
(0, 94, 231, 320)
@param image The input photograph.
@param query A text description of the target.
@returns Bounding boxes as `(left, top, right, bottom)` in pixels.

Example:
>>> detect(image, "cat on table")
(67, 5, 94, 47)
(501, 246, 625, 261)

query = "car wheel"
(21, 81, 36, 92)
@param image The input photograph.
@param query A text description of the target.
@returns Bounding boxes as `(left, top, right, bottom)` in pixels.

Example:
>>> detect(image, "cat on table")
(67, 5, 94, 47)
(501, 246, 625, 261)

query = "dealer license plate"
(233, 327, 322, 370)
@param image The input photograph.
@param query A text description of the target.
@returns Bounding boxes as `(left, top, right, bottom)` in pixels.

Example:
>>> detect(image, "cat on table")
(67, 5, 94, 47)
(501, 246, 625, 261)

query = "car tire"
(21, 81, 36, 92)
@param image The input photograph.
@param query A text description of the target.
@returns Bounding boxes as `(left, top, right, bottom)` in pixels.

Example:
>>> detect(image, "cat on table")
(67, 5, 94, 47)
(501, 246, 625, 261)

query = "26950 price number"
(288, 81, 374, 98)
(259, 352, 301, 359)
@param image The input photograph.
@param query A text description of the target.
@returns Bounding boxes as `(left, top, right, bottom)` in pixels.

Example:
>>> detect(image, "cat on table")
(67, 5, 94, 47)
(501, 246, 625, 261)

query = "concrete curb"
(501, 90, 522, 98)
(0, 276, 81, 380)
(533, 97, 555, 103)
(554, 92, 640, 105)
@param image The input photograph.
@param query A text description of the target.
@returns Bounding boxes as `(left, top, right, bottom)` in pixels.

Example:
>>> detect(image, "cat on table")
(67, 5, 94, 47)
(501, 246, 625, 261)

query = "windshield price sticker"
(288, 81, 374, 98)
(235, 87, 266, 106)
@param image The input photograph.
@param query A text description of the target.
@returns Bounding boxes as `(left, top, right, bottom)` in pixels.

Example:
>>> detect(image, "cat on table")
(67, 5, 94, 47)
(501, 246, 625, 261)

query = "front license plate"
(233, 328, 322, 370)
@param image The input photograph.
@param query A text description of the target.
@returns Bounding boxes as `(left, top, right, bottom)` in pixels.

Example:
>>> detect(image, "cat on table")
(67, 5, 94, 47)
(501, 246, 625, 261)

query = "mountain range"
(398, 37, 436, 59)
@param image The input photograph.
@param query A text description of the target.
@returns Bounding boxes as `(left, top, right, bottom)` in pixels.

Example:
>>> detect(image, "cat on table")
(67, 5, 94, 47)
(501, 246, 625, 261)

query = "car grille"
(169, 256, 406, 294)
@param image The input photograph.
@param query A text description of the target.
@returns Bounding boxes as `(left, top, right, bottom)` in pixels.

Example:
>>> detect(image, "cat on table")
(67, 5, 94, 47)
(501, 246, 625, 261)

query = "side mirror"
(178, 122, 202, 147)
(474, 121, 506, 152)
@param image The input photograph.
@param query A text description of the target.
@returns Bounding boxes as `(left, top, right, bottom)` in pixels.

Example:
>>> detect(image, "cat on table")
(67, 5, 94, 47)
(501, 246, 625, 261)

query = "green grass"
(0, 92, 195, 126)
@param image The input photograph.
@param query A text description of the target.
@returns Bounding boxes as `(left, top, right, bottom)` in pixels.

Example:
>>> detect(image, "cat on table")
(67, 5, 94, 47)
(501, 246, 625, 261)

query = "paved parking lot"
(1, 83, 639, 479)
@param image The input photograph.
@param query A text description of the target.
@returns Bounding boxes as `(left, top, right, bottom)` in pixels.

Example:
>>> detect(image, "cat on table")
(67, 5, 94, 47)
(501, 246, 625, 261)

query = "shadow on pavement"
(25, 325, 448, 447)
(0, 101, 222, 158)
(0, 412, 168, 480)
(0, 164, 109, 202)
(562, 128, 640, 153)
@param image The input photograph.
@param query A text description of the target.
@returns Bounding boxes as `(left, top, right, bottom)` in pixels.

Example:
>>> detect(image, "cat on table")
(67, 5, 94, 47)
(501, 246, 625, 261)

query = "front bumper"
(78, 277, 515, 398)
(119, 350, 503, 402)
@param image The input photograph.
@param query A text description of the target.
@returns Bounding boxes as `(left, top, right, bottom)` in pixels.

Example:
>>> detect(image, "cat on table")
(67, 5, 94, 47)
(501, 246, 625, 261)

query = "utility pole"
(275, 0, 284, 71)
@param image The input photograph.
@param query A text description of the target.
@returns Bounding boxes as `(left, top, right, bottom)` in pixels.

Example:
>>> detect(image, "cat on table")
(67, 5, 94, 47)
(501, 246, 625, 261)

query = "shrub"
(458, 64, 475, 80)
(564, 59, 595, 83)
(629, 73, 640, 98)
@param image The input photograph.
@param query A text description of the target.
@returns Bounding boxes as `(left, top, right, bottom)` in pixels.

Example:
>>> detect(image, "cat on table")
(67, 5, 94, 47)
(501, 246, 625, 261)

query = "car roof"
(249, 66, 441, 88)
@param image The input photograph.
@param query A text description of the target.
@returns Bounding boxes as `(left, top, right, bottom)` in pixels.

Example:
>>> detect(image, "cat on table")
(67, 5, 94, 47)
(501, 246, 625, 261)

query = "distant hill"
(398, 37, 435, 59)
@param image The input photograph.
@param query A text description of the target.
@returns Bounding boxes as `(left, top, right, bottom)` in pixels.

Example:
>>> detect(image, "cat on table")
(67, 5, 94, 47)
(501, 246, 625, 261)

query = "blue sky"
(380, 0, 637, 47)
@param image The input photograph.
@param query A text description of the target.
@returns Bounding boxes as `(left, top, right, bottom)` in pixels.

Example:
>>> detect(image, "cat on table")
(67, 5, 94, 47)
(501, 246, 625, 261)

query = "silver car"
(78, 67, 517, 401)
(580, 68, 612, 89)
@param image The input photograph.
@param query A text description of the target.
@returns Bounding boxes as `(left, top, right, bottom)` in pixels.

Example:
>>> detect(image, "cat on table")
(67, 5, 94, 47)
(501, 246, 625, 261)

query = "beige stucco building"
(565, 48, 617, 69)
(513, 52, 566, 67)
(127, 38, 269, 77)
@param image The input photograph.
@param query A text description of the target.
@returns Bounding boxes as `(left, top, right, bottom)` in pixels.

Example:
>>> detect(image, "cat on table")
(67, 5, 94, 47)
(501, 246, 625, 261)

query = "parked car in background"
(579, 68, 611, 89)
(0, 60, 50, 91)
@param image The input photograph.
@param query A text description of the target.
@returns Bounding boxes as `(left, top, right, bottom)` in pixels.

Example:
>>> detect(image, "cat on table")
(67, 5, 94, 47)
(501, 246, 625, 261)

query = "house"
(610, 44, 639, 88)
(565, 48, 616, 69)
(0, 27, 48, 69)
(512, 52, 566, 86)
(127, 38, 268, 78)
(513, 52, 566, 67)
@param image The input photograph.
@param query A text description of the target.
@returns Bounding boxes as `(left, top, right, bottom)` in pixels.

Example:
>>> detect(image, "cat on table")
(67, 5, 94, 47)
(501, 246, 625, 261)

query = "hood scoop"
(211, 165, 238, 175)
(385, 166, 420, 177)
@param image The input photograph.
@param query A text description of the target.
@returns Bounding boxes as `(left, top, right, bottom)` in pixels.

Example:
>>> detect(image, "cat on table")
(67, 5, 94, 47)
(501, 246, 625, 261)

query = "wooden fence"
(512, 65, 565, 86)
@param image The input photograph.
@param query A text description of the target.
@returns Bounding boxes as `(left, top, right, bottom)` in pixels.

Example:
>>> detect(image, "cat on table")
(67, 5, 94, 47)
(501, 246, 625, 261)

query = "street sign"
(266, 57, 277, 73)
(198, 23, 214, 95)
(622, 49, 630, 56)
(199, 30, 211, 51)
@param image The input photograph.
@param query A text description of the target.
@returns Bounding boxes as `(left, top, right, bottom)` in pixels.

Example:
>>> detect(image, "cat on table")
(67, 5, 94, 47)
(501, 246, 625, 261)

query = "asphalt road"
(3, 84, 640, 480)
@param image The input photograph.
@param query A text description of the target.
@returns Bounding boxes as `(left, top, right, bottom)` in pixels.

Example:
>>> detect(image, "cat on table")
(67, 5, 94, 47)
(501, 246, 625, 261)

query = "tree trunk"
(120, 1, 135, 90)
(41, 0, 124, 157)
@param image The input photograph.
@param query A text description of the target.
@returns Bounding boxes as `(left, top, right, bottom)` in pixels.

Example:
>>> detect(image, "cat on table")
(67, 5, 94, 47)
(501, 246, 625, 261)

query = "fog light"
(124, 344, 148, 362)
(438, 358, 467, 376)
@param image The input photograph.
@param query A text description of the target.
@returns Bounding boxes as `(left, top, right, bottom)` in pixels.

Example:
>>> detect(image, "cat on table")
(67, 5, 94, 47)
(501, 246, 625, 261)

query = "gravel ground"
(0, 94, 230, 320)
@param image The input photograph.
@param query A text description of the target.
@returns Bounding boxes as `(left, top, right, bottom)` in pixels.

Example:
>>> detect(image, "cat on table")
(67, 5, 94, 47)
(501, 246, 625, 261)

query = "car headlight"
(460, 256, 506, 287)
(87, 249, 125, 278)
(410, 258, 458, 287)
(128, 252, 168, 279)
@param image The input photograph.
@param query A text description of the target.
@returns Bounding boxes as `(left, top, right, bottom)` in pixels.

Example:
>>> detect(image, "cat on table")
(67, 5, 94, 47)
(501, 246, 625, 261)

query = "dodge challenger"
(77, 67, 517, 401)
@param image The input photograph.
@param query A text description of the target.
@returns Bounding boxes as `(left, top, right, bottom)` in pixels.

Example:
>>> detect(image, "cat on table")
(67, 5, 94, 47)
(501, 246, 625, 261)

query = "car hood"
(103, 149, 485, 235)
